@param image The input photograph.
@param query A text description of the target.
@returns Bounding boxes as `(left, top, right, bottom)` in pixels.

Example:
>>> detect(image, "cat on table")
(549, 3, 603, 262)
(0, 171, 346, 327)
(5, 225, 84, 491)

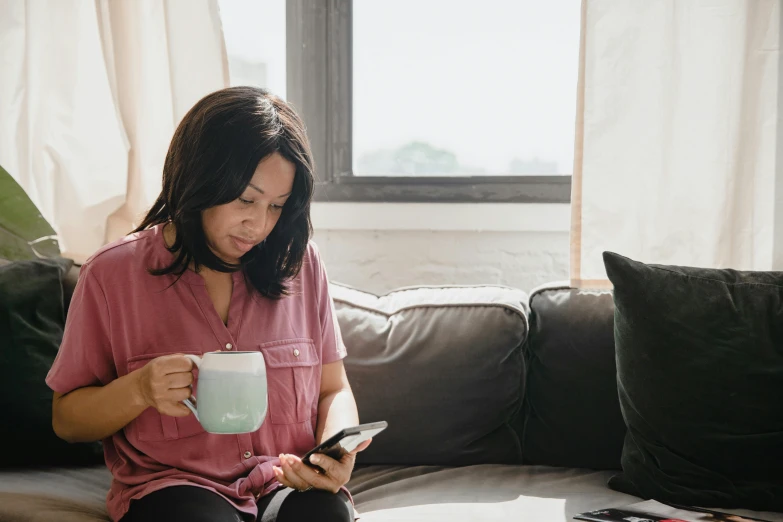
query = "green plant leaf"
(0, 164, 60, 260)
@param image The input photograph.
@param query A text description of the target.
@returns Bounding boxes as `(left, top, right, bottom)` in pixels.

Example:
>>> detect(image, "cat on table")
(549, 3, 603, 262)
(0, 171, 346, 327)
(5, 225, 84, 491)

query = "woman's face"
(202, 152, 295, 264)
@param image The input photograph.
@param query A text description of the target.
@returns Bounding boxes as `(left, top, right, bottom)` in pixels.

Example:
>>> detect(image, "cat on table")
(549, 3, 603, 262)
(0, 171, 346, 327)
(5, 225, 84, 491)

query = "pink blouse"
(46, 224, 348, 521)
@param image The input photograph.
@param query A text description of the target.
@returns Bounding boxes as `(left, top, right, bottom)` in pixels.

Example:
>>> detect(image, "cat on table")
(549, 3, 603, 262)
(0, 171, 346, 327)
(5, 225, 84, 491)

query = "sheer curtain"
(570, 0, 782, 287)
(0, 0, 228, 263)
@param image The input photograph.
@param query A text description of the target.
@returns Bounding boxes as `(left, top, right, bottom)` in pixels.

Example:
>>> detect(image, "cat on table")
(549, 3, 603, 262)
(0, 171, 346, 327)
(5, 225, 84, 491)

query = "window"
(353, 1, 580, 179)
(230, 0, 580, 202)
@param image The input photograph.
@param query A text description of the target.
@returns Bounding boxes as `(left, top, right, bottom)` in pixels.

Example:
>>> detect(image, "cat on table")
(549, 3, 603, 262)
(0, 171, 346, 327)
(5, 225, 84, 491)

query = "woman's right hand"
(133, 355, 195, 417)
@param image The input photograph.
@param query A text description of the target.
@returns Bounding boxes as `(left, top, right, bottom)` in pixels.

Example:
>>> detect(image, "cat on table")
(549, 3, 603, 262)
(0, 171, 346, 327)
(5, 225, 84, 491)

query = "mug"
(182, 351, 268, 434)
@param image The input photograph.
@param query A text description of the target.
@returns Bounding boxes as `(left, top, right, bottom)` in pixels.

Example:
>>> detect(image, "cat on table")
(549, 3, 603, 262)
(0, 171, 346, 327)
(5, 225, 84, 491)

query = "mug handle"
(181, 354, 202, 420)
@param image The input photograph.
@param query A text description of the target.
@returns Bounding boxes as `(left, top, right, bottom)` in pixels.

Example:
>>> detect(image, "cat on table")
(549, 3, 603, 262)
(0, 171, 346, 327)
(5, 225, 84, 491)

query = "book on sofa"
(575, 499, 775, 522)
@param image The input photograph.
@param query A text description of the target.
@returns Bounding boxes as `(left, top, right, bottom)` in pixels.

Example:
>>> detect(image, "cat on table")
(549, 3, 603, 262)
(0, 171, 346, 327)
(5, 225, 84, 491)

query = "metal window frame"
(286, 0, 572, 203)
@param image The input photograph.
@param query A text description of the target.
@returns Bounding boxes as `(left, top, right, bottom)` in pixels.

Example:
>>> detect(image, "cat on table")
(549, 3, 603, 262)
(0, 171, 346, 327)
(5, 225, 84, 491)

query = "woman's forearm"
(52, 371, 147, 443)
(315, 388, 360, 444)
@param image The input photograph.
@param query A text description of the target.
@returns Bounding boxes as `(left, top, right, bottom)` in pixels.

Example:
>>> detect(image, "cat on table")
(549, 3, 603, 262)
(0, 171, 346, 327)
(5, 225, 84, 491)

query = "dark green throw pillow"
(603, 252, 783, 511)
(0, 258, 103, 467)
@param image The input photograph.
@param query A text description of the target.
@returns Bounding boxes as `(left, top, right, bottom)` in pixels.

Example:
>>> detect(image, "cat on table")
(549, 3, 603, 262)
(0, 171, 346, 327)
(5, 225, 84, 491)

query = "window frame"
(286, 0, 572, 203)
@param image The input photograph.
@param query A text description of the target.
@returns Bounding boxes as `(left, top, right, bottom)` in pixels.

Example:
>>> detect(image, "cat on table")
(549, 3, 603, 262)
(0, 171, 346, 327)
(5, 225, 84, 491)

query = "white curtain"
(0, 0, 228, 264)
(570, 0, 782, 287)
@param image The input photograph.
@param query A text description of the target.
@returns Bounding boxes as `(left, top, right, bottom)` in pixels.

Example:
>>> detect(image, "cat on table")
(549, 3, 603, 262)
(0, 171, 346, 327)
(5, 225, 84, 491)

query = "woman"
(46, 87, 369, 522)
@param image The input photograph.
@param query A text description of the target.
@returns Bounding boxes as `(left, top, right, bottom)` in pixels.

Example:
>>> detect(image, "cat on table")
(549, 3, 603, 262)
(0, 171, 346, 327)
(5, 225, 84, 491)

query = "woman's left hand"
(273, 439, 372, 494)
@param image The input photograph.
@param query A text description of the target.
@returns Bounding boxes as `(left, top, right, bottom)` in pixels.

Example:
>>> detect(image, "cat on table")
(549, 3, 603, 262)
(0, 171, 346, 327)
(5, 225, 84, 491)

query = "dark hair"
(134, 86, 314, 299)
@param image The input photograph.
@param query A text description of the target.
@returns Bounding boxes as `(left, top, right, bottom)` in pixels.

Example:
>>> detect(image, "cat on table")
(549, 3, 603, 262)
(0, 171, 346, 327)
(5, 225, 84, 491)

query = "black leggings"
(119, 485, 354, 522)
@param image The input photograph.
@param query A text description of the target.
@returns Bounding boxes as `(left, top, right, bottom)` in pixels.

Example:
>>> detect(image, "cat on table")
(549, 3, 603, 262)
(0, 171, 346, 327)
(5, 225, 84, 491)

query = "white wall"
(311, 203, 571, 295)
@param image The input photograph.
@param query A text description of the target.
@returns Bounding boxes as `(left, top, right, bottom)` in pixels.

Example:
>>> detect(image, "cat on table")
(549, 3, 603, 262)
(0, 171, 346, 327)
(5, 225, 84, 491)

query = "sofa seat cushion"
(348, 463, 639, 521)
(348, 464, 783, 522)
(0, 466, 110, 521)
(3, 464, 781, 522)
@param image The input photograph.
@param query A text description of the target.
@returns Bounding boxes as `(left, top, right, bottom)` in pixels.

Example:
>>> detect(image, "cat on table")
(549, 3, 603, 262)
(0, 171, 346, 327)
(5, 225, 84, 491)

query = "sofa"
(1, 264, 781, 522)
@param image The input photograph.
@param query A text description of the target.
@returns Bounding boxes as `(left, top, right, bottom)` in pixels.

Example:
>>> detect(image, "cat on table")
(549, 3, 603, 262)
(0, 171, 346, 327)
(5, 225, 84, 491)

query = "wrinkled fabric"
(0, 0, 227, 263)
(572, 0, 781, 286)
(46, 225, 347, 521)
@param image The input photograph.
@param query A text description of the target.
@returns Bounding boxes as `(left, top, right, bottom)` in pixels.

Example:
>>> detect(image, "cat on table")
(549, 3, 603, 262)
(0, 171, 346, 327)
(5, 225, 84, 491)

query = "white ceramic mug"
(182, 351, 268, 434)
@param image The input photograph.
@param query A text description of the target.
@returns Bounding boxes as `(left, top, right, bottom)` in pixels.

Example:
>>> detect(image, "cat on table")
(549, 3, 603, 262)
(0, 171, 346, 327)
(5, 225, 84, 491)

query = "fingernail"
(310, 455, 320, 464)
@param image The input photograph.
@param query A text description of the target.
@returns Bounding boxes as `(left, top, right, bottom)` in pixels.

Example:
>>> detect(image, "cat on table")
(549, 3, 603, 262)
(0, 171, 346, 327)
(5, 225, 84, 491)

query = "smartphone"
(301, 421, 387, 471)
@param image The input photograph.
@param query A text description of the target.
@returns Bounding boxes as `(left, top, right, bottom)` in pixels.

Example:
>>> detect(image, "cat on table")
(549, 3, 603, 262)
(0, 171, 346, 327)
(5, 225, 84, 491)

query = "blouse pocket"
(125, 350, 205, 442)
(260, 339, 320, 425)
